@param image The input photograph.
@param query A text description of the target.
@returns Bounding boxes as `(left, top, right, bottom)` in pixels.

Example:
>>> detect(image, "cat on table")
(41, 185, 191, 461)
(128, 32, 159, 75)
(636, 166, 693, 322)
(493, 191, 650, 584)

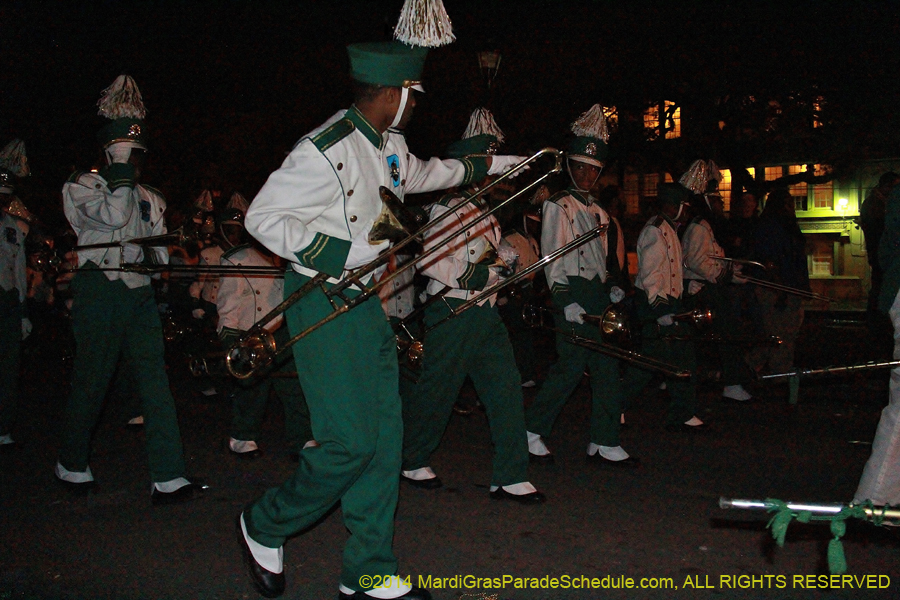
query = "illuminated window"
(603, 106, 618, 131)
(644, 173, 659, 200)
(664, 173, 674, 183)
(719, 168, 755, 213)
(764, 166, 782, 181)
(813, 97, 824, 128)
(663, 101, 681, 139)
(643, 101, 681, 139)
(812, 164, 833, 209)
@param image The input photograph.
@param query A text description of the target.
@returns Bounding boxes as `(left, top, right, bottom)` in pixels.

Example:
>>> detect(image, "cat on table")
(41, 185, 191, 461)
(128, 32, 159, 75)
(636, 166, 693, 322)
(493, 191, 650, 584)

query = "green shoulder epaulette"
(67, 170, 86, 183)
(546, 190, 571, 205)
(312, 119, 355, 153)
(435, 192, 463, 208)
(652, 216, 665, 228)
(141, 184, 166, 200)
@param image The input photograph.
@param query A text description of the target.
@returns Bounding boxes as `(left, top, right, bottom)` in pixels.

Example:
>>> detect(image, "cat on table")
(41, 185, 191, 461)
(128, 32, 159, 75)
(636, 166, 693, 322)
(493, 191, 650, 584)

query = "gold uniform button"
(255, 290, 260, 295)
(337, 163, 343, 170)
(257, 307, 262, 311)
(401, 179, 406, 186)
(349, 215, 357, 222)
(347, 189, 354, 197)
(470, 249, 475, 255)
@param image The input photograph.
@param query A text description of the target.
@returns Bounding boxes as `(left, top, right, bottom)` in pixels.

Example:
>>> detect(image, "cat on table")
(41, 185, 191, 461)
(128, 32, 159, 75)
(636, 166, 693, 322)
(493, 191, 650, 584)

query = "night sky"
(2, 0, 898, 227)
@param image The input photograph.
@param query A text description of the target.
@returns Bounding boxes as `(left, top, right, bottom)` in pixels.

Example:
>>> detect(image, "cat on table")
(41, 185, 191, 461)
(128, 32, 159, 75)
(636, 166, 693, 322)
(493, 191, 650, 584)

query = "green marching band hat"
(446, 108, 505, 158)
(347, 0, 456, 91)
(0, 139, 29, 194)
(96, 75, 148, 149)
(657, 182, 691, 207)
(567, 104, 610, 168)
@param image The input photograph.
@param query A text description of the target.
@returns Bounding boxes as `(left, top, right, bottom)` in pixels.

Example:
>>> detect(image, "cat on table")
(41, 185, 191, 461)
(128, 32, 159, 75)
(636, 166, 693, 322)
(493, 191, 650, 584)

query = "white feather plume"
(0, 139, 29, 178)
(462, 108, 505, 142)
(226, 192, 250, 213)
(570, 104, 609, 142)
(97, 75, 147, 120)
(394, 0, 455, 48)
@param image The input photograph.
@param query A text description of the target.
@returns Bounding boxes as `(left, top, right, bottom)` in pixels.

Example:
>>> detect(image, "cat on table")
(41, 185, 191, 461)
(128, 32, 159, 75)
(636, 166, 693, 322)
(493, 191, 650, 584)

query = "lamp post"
(477, 50, 502, 90)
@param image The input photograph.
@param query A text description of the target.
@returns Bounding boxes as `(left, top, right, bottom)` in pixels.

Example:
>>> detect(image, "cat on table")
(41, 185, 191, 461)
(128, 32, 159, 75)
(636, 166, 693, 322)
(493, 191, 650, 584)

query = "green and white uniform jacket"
(682, 217, 726, 287)
(63, 169, 167, 289)
(635, 214, 683, 308)
(541, 189, 611, 307)
(246, 106, 488, 285)
(419, 194, 502, 306)
(0, 211, 27, 303)
(216, 244, 284, 335)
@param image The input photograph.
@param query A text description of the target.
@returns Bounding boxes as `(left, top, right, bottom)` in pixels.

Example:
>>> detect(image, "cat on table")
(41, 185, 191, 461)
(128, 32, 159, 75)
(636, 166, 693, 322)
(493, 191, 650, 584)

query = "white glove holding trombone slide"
(488, 155, 530, 178)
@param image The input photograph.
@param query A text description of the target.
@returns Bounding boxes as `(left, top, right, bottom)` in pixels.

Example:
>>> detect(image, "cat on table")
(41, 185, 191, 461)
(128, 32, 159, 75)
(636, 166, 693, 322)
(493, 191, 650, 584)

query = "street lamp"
(477, 50, 502, 90)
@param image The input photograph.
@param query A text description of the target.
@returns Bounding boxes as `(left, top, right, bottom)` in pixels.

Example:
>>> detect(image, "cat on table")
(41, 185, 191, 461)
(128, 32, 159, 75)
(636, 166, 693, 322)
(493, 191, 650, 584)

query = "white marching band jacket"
(541, 190, 611, 296)
(419, 195, 503, 307)
(682, 217, 725, 288)
(189, 245, 224, 305)
(63, 172, 168, 289)
(246, 107, 486, 286)
(634, 214, 683, 307)
(215, 244, 284, 334)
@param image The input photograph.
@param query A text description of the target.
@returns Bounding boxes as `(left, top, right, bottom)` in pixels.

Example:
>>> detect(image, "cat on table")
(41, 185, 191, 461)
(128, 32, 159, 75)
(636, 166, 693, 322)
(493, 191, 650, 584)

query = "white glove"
(687, 280, 705, 295)
(497, 243, 519, 272)
(192, 308, 206, 319)
(657, 314, 674, 327)
(344, 220, 389, 270)
(609, 286, 625, 304)
(564, 302, 586, 324)
(21, 317, 32, 340)
(731, 264, 748, 284)
(488, 155, 530, 178)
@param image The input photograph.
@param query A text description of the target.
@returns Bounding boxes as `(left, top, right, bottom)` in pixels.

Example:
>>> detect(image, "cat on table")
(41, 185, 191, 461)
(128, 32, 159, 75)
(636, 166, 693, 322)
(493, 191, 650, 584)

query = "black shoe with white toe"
(237, 515, 285, 598)
(490, 487, 547, 505)
(339, 586, 432, 600)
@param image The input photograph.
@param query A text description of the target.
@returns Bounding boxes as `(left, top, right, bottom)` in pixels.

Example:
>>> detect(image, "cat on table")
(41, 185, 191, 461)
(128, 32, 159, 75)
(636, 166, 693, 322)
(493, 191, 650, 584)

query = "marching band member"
(679, 160, 753, 402)
(628, 182, 707, 431)
(215, 208, 312, 459)
(525, 105, 637, 467)
(55, 75, 205, 504)
(0, 139, 32, 450)
(239, 9, 523, 596)
(398, 108, 543, 503)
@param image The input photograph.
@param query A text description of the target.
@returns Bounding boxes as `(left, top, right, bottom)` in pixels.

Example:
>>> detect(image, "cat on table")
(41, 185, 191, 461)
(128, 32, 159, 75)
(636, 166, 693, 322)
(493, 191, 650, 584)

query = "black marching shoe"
(665, 422, 711, 433)
(400, 474, 443, 490)
(237, 515, 285, 598)
(490, 487, 547, 505)
(339, 586, 432, 600)
(586, 453, 640, 468)
(151, 481, 208, 506)
(528, 452, 555, 465)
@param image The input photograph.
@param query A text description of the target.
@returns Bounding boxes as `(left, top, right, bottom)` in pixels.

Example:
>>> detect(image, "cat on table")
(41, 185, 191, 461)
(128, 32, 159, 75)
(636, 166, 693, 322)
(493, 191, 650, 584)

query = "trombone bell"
(226, 330, 277, 379)
(369, 186, 428, 244)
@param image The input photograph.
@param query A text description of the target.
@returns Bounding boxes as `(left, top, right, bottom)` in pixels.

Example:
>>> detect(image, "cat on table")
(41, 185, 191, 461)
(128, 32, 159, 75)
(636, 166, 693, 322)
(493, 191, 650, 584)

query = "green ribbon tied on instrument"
(764, 498, 893, 575)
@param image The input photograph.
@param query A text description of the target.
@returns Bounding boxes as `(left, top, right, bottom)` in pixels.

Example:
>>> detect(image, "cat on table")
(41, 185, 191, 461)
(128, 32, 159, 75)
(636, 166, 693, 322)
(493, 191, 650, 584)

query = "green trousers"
(525, 276, 625, 447)
(624, 293, 698, 425)
(401, 299, 529, 486)
(58, 266, 186, 482)
(244, 271, 401, 593)
(0, 289, 21, 437)
(683, 281, 751, 386)
(228, 326, 312, 452)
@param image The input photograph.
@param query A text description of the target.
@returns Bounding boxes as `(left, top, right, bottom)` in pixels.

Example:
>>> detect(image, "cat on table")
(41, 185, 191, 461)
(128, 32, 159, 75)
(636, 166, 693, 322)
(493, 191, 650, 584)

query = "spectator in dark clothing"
(860, 172, 900, 314)
(746, 188, 809, 375)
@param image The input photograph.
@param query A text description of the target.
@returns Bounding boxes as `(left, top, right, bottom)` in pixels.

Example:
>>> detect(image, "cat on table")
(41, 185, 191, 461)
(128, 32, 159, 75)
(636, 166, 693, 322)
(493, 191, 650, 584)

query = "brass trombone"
(226, 148, 566, 379)
(708, 255, 835, 303)
(393, 221, 609, 372)
(522, 303, 692, 379)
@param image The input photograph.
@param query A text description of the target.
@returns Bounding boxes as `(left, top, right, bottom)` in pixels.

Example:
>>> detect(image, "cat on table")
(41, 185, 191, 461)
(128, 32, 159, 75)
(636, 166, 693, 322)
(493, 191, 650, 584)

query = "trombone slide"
(720, 497, 900, 522)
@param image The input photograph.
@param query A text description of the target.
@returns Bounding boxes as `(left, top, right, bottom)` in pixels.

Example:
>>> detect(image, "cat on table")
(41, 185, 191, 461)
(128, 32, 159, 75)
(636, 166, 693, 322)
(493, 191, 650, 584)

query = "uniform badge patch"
(5, 227, 17, 244)
(386, 154, 401, 188)
(139, 200, 151, 222)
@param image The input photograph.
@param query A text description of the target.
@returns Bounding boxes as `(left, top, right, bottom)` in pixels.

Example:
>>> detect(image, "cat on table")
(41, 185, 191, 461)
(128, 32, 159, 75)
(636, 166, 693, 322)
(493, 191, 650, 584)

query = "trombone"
(522, 303, 692, 379)
(226, 148, 565, 379)
(708, 255, 835, 303)
(394, 221, 609, 372)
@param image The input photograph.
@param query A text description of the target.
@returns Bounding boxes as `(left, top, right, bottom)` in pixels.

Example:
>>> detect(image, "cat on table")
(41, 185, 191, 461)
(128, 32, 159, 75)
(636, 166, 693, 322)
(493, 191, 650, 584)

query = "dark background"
(2, 0, 899, 227)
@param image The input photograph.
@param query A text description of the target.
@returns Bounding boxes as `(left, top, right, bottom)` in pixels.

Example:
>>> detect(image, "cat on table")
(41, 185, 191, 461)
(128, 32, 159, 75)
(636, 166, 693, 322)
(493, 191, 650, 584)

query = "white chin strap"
(567, 158, 602, 193)
(389, 87, 410, 129)
(674, 203, 684, 221)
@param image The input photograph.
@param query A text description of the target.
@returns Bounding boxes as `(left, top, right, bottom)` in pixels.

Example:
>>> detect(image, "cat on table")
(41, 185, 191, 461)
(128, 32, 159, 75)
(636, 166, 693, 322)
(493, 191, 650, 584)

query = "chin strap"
(566, 157, 602, 193)
(674, 203, 684, 222)
(389, 87, 410, 129)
